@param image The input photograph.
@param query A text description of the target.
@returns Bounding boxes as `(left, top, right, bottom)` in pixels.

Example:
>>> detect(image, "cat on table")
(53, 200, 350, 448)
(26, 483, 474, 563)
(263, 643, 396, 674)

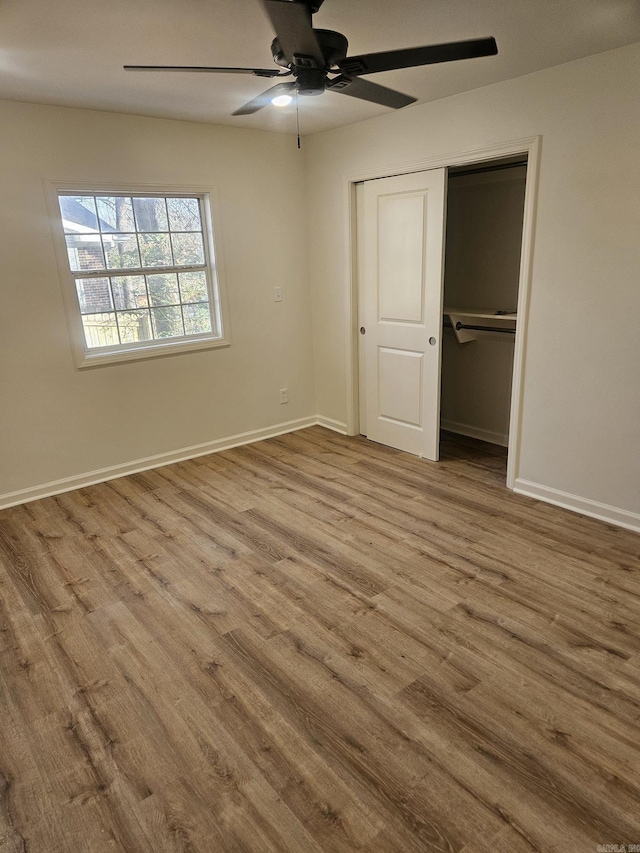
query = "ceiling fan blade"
(260, 0, 325, 67)
(327, 75, 415, 109)
(232, 81, 297, 115)
(124, 65, 283, 78)
(338, 37, 498, 77)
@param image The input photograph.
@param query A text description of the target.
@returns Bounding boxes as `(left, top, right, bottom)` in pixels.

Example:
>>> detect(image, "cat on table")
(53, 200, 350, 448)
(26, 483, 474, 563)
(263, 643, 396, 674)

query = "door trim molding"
(344, 134, 541, 491)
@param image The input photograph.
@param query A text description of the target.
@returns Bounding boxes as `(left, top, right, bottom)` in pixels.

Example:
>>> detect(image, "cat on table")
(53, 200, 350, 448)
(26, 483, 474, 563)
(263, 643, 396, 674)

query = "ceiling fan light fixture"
(272, 93, 293, 106)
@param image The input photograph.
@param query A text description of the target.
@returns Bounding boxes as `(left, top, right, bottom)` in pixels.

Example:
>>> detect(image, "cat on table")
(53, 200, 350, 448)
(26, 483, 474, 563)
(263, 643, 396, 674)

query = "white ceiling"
(1, 0, 639, 136)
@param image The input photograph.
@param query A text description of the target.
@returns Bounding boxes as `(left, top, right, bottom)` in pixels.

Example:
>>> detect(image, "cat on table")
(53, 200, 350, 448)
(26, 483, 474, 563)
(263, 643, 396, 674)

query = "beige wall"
(0, 100, 315, 498)
(2, 42, 640, 527)
(305, 42, 640, 520)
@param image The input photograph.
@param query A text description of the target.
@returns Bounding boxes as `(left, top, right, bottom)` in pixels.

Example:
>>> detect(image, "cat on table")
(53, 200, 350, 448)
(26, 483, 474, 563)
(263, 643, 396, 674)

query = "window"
(52, 186, 228, 367)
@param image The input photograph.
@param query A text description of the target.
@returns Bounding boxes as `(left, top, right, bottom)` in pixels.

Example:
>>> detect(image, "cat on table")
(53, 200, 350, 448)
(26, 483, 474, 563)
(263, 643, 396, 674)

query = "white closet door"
(362, 169, 446, 460)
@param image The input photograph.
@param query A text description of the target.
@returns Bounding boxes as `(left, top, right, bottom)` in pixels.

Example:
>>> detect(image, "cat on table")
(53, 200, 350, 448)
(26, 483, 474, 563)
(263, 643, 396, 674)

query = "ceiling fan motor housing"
(296, 67, 326, 95)
(271, 29, 349, 95)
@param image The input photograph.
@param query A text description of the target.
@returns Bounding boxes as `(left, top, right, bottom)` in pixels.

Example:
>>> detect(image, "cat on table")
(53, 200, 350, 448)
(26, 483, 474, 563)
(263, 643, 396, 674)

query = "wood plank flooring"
(1, 426, 639, 852)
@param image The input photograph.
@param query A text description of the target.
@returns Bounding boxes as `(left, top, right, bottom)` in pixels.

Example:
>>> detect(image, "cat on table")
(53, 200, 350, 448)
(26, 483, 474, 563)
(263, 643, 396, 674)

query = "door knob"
(429, 337, 437, 346)
(360, 327, 366, 335)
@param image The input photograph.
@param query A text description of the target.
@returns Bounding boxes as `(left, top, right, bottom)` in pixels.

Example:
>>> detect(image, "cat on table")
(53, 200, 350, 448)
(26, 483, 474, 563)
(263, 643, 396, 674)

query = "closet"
(440, 157, 527, 450)
(356, 151, 530, 475)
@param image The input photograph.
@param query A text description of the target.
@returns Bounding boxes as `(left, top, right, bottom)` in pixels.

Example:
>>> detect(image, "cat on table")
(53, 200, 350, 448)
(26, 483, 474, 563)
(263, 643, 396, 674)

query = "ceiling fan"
(124, 0, 498, 116)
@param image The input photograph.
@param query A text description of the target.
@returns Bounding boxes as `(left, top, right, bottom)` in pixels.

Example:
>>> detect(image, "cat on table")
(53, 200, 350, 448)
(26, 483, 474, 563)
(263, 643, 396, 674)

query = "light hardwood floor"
(1, 427, 639, 852)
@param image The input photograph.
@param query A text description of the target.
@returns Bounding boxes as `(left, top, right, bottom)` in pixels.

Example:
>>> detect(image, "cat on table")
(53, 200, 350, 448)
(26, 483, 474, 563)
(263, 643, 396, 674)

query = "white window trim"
(46, 180, 231, 368)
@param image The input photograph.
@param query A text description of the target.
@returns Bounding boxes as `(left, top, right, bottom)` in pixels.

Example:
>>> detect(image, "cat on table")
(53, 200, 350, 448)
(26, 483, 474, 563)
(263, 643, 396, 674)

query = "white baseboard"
(514, 478, 640, 534)
(315, 415, 348, 434)
(0, 416, 319, 511)
(441, 419, 508, 447)
(6, 421, 637, 537)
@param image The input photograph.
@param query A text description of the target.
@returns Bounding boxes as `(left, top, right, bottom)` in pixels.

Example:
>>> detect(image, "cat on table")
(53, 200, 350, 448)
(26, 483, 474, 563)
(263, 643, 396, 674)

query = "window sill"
(76, 334, 230, 369)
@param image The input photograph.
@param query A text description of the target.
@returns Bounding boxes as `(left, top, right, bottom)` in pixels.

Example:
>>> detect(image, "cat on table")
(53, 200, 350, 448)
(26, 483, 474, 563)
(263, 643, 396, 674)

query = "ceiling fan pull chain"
(296, 92, 301, 149)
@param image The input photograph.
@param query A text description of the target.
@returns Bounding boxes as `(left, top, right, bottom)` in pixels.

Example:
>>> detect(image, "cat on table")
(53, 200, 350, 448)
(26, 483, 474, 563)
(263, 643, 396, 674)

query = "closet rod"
(454, 321, 515, 334)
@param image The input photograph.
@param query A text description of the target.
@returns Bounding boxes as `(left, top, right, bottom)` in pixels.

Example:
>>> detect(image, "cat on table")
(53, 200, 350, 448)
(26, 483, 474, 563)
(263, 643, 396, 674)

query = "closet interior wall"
(440, 163, 527, 448)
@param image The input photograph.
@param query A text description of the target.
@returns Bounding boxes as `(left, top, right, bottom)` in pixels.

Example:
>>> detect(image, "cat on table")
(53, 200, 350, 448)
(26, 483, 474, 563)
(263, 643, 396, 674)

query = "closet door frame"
(345, 135, 541, 490)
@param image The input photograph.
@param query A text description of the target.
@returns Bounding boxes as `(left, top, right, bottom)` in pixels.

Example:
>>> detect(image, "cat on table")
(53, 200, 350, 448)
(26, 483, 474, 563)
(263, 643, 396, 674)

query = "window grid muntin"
(59, 192, 218, 352)
(132, 196, 169, 233)
(103, 233, 141, 271)
(75, 275, 212, 346)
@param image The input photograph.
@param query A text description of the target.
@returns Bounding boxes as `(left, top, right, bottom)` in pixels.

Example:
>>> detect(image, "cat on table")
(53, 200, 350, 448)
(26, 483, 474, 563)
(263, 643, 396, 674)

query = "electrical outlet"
(279, 388, 288, 404)
(274, 287, 282, 302)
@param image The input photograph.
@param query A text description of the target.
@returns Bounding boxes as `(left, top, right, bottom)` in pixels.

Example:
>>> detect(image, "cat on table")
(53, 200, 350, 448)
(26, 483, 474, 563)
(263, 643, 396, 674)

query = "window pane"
(147, 273, 179, 307)
(183, 303, 212, 335)
(66, 234, 105, 271)
(133, 197, 169, 232)
(117, 310, 153, 343)
(151, 306, 184, 339)
(139, 233, 172, 267)
(59, 196, 99, 233)
(103, 234, 141, 269)
(96, 197, 135, 232)
(178, 271, 208, 303)
(172, 232, 205, 266)
(167, 197, 201, 231)
(75, 278, 113, 314)
(58, 191, 222, 358)
(111, 275, 148, 310)
(82, 313, 119, 348)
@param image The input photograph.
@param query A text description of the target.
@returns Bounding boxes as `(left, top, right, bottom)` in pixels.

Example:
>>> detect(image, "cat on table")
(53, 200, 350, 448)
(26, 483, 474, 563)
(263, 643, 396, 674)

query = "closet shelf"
(444, 308, 517, 344)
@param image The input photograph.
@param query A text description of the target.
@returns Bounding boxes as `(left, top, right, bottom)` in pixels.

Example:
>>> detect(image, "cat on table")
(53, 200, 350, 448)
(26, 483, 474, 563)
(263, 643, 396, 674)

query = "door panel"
(378, 194, 426, 323)
(363, 168, 446, 460)
(378, 348, 423, 427)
